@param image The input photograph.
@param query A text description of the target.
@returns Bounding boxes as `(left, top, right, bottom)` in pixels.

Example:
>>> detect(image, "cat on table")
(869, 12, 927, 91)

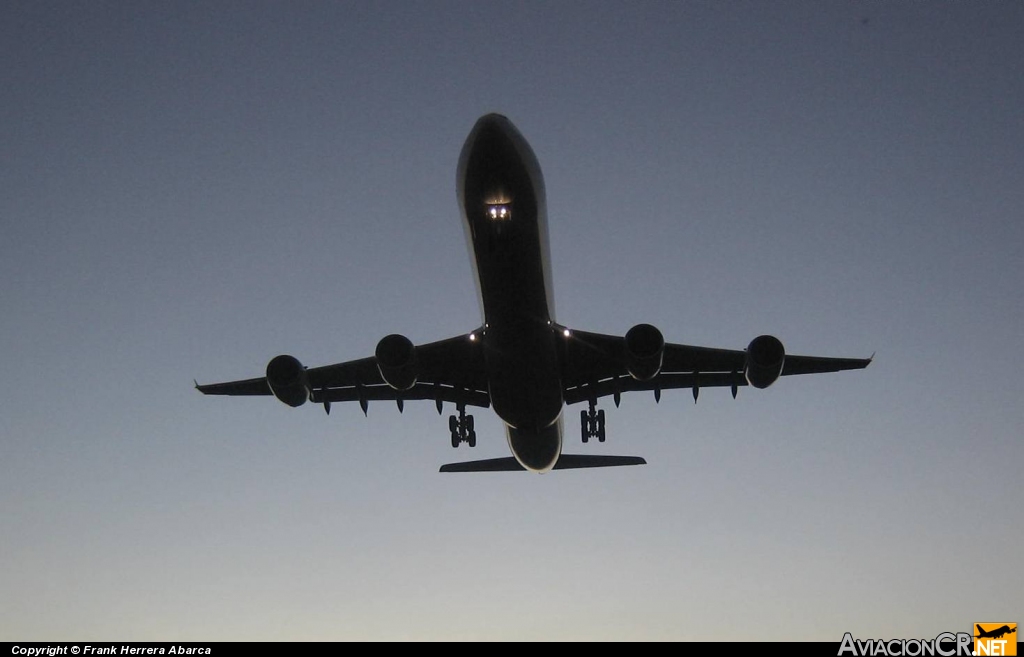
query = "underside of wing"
(196, 331, 491, 412)
(561, 326, 871, 404)
(195, 377, 270, 396)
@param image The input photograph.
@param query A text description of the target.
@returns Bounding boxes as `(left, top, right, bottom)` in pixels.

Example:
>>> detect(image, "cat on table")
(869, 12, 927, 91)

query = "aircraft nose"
(474, 112, 511, 131)
(457, 112, 544, 222)
(465, 113, 515, 152)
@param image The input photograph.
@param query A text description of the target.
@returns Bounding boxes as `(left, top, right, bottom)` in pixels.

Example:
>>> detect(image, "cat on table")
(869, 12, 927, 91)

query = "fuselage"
(457, 114, 563, 472)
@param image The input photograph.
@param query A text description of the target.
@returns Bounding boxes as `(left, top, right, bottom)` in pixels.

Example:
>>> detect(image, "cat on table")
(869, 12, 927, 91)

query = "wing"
(196, 332, 490, 411)
(561, 328, 871, 405)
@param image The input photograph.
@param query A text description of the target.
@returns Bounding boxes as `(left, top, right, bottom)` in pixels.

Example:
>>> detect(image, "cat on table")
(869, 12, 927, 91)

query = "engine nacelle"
(745, 335, 785, 389)
(266, 354, 310, 407)
(625, 323, 665, 381)
(375, 334, 419, 391)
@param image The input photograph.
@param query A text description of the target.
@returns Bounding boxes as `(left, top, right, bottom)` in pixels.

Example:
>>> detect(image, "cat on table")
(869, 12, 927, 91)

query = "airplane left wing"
(561, 326, 871, 405)
(196, 332, 490, 412)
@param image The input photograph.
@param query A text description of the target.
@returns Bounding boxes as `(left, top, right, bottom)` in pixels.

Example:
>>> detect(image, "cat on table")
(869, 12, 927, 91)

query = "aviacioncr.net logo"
(838, 632, 973, 656)
(974, 623, 1016, 657)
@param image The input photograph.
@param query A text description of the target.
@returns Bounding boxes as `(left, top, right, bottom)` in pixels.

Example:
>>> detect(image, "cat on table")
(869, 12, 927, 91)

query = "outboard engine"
(375, 334, 419, 391)
(625, 323, 665, 381)
(744, 335, 785, 389)
(266, 354, 310, 407)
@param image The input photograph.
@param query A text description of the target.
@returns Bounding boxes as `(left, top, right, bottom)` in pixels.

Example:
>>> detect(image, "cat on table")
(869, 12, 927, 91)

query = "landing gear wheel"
(581, 404, 608, 444)
(449, 409, 476, 447)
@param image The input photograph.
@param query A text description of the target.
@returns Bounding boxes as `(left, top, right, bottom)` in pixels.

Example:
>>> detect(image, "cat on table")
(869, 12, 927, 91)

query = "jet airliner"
(197, 113, 871, 473)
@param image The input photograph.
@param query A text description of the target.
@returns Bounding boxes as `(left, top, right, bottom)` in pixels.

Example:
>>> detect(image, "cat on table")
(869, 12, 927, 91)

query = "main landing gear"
(449, 404, 476, 448)
(580, 400, 606, 443)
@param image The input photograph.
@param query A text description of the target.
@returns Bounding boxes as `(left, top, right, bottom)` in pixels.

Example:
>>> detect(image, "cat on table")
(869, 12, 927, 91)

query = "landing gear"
(581, 401, 606, 443)
(449, 404, 476, 448)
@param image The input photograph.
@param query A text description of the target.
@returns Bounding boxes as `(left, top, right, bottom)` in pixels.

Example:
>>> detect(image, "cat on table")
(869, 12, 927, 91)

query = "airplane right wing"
(560, 326, 871, 405)
(196, 332, 491, 414)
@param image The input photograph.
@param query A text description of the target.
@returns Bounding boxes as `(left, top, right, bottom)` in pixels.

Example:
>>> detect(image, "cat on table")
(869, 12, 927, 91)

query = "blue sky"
(2, 1, 1021, 641)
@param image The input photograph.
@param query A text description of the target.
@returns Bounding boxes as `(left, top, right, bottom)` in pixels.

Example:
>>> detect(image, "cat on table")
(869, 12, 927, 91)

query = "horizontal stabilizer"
(440, 457, 526, 472)
(554, 454, 647, 469)
(439, 454, 647, 473)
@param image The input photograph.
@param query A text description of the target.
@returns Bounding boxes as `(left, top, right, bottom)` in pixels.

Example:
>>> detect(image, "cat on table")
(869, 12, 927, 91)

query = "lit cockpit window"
(486, 204, 511, 221)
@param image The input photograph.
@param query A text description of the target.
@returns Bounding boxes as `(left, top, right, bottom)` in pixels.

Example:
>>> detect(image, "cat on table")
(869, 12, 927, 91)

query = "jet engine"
(375, 334, 419, 391)
(744, 335, 785, 389)
(625, 323, 665, 381)
(266, 354, 310, 407)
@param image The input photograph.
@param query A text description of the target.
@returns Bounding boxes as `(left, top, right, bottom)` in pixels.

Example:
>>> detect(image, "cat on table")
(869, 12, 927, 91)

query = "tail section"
(440, 454, 646, 473)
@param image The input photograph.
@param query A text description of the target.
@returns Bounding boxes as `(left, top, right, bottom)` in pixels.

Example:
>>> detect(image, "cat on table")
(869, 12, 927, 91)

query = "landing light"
(563, 328, 572, 338)
(486, 204, 511, 221)
(469, 333, 476, 342)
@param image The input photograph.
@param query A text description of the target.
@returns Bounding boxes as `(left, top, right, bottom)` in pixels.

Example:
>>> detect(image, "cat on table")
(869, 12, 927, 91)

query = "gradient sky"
(2, 1, 1021, 642)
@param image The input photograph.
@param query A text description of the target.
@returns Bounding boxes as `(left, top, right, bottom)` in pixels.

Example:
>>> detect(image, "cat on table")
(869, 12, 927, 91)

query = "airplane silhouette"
(976, 625, 1016, 640)
(196, 114, 872, 473)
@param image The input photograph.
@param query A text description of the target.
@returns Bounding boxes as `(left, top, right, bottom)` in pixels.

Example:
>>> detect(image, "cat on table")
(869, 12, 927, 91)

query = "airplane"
(196, 113, 872, 473)
(975, 625, 1015, 640)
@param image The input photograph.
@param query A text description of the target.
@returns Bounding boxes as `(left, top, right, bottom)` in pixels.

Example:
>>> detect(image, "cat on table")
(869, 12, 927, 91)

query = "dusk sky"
(2, 1, 1021, 641)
